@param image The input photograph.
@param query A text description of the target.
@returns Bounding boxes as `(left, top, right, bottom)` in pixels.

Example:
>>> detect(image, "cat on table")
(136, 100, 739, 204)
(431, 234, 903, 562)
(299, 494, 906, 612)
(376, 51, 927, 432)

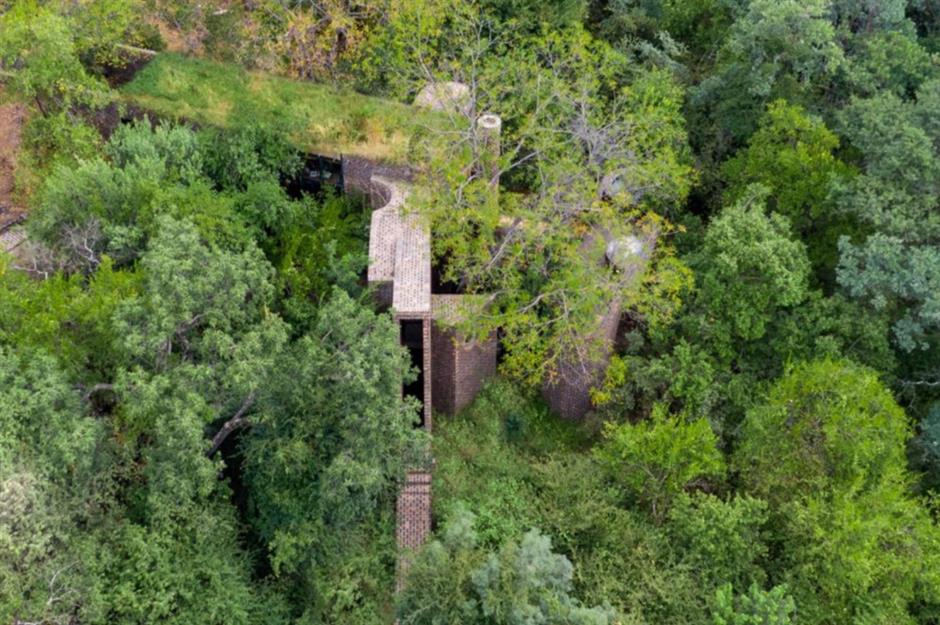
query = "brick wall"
(431, 322, 497, 415)
(396, 470, 432, 591)
(430, 294, 497, 415)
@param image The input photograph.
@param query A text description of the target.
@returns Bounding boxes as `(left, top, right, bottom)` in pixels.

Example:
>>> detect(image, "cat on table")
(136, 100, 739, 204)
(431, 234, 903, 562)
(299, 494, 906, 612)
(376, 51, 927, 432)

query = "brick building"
(359, 102, 652, 590)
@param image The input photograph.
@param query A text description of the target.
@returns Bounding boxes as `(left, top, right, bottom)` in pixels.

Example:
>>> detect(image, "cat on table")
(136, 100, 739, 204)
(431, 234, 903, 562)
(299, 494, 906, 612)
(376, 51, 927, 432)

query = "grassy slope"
(120, 53, 438, 163)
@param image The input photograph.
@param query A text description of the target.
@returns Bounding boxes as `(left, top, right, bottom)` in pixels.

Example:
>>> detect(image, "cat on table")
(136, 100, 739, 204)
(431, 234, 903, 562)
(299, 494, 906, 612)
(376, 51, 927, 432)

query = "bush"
(398, 508, 615, 625)
(595, 405, 725, 520)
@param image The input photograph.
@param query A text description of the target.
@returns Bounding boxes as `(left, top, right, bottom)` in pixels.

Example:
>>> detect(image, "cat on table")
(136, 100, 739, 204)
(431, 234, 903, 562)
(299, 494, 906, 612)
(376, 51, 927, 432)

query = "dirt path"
(0, 99, 27, 225)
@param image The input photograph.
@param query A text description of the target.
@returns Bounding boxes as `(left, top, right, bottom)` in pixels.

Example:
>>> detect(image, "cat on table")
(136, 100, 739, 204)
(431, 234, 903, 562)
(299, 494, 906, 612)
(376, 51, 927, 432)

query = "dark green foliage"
(432, 381, 589, 545)
(199, 122, 302, 192)
(87, 507, 288, 625)
(690, 0, 844, 154)
(0, 256, 139, 380)
(264, 189, 370, 332)
(0, 347, 100, 485)
(720, 100, 856, 281)
(241, 289, 427, 622)
(0, 345, 282, 625)
(834, 85, 940, 352)
(914, 403, 940, 492)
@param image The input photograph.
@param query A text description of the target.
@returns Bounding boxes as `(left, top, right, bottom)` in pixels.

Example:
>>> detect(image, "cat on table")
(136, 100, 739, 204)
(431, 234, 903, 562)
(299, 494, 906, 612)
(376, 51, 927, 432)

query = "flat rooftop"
(367, 177, 431, 316)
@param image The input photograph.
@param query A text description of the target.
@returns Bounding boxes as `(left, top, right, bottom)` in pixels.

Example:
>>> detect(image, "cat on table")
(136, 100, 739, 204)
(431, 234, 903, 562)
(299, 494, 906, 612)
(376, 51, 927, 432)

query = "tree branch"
(82, 383, 115, 402)
(206, 392, 256, 457)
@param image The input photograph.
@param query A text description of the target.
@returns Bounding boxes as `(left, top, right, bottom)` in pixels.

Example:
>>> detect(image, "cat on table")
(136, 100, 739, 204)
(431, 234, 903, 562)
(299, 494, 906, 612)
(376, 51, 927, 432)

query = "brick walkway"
(396, 471, 432, 590)
(0, 225, 26, 253)
(365, 175, 434, 592)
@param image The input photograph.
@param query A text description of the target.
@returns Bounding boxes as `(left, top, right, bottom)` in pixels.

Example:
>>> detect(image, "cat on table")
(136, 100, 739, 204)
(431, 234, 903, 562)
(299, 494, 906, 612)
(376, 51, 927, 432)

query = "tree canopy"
(2, 0, 940, 624)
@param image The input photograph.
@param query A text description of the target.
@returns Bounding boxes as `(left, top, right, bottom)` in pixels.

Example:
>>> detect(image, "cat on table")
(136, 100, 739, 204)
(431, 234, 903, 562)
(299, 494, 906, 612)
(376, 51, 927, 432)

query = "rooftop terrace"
(120, 53, 440, 164)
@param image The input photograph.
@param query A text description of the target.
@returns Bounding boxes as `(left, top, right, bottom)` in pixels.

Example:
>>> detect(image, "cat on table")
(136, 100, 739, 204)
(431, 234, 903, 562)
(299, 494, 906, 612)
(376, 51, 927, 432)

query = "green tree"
(734, 360, 940, 624)
(28, 121, 254, 271)
(481, 0, 586, 29)
(0, 256, 139, 380)
(841, 30, 933, 98)
(691, 0, 844, 151)
(693, 186, 810, 347)
(87, 506, 287, 625)
(241, 289, 427, 619)
(914, 402, 940, 492)
(830, 0, 911, 34)
(398, 508, 615, 625)
(712, 583, 795, 625)
(414, 25, 695, 386)
(668, 493, 769, 592)
(0, 4, 107, 116)
(721, 100, 855, 279)
(596, 404, 725, 520)
(834, 86, 940, 352)
(734, 360, 909, 503)
(113, 215, 278, 371)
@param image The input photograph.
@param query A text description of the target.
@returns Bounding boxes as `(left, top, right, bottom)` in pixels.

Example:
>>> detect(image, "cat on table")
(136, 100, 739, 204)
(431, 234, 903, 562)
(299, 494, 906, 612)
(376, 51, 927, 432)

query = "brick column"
(396, 470, 432, 591)
(542, 299, 622, 420)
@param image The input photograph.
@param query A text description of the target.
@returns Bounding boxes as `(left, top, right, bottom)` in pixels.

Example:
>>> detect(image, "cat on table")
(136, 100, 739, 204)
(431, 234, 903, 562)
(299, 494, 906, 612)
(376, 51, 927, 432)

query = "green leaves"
(398, 509, 615, 625)
(596, 404, 724, 520)
(734, 360, 910, 502)
(241, 289, 426, 616)
(695, 186, 810, 344)
(114, 215, 276, 369)
(721, 100, 855, 278)
(833, 87, 940, 351)
(0, 346, 99, 484)
(669, 493, 769, 591)
(414, 29, 694, 386)
(0, 4, 108, 115)
(712, 583, 795, 625)
(733, 360, 940, 623)
(723, 0, 843, 98)
(691, 0, 843, 147)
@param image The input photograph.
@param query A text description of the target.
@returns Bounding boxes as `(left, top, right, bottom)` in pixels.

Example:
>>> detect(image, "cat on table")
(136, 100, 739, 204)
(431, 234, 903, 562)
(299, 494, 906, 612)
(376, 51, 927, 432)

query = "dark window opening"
(400, 320, 425, 427)
(283, 154, 344, 199)
(496, 327, 508, 365)
(431, 254, 463, 294)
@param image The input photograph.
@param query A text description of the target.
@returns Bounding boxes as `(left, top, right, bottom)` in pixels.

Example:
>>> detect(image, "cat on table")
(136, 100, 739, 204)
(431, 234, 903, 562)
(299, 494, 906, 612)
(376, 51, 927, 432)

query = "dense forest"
(1, 1, 940, 624)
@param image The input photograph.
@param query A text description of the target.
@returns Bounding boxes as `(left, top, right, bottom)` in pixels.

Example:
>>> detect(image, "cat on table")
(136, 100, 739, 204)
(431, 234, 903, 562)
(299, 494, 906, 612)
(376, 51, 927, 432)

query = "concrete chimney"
(476, 113, 502, 190)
